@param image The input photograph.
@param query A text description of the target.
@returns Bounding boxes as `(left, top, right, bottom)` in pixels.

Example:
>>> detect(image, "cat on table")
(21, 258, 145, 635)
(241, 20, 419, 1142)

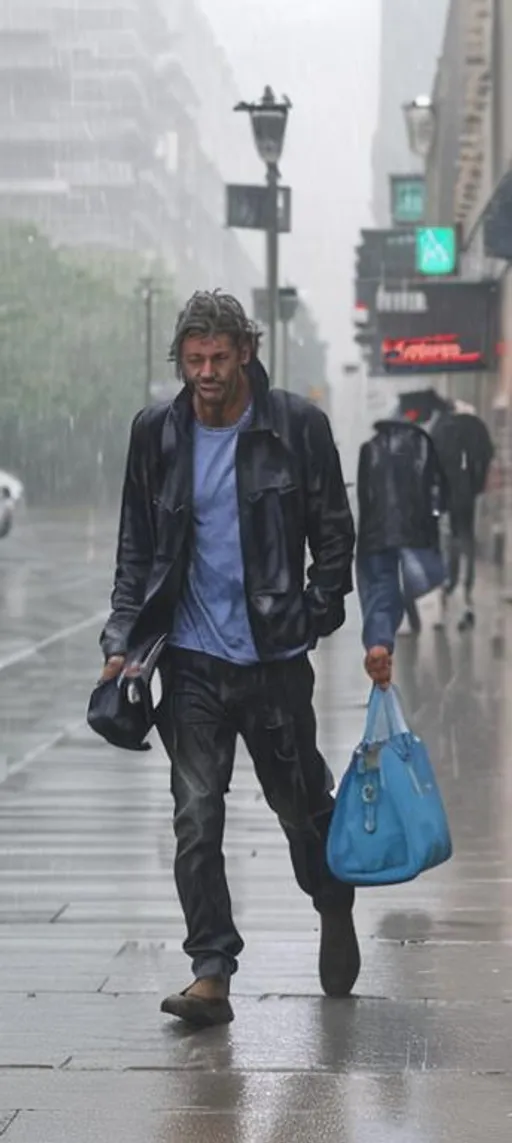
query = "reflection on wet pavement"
(0, 513, 511, 1140)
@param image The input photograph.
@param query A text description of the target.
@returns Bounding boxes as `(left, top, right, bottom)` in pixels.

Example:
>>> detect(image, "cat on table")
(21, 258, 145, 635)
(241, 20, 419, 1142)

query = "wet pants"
(156, 649, 354, 980)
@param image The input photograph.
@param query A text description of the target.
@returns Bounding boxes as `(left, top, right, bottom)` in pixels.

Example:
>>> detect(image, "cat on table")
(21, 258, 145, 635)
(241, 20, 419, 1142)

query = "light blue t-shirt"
(170, 405, 259, 664)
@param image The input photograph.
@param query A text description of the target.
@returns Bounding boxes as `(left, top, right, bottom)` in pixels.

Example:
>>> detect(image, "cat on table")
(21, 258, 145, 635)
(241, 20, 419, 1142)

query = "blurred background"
(0, 0, 378, 506)
(0, 0, 510, 586)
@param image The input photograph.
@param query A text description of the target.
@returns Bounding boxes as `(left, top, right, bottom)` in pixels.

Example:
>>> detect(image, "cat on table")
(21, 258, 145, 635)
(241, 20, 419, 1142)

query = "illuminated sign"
(382, 334, 485, 373)
(377, 281, 499, 375)
(377, 285, 427, 313)
(416, 227, 458, 276)
(390, 175, 425, 226)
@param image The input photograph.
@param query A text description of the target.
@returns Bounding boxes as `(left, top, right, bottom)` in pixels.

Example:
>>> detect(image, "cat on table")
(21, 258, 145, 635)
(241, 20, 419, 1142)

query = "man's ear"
(240, 344, 251, 367)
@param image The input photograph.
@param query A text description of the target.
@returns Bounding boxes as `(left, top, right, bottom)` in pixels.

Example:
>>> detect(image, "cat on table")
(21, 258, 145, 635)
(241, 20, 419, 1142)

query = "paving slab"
(1, 1075, 512, 1143)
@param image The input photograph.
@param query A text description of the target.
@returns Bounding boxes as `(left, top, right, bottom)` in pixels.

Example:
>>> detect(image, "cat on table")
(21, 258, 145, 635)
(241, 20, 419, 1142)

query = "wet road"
(1, 511, 512, 1141)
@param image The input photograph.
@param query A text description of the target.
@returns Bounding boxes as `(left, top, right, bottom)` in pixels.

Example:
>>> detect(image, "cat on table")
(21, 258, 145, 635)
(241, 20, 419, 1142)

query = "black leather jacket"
(357, 420, 445, 555)
(101, 366, 355, 662)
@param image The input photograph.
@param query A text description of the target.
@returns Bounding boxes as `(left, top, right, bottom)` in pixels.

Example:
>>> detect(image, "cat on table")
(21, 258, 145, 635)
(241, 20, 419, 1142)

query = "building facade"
(0, 0, 328, 400)
(372, 0, 449, 227)
(358, 0, 450, 427)
(0, 0, 259, 305)
(287, 301, 330, 411)
(0, 1, 177, 252)
(423, 0, 512, 569)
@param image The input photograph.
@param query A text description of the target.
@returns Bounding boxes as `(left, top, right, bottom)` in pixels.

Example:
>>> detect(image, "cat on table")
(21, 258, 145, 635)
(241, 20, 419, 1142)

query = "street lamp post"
(140, 277, 158, 406)
(279, 287, 299, 391)
(403, 95, 435, 159)
(235, 86, 291, 384)
(266, 160, 279, 386)
(282, 306, 290, 392)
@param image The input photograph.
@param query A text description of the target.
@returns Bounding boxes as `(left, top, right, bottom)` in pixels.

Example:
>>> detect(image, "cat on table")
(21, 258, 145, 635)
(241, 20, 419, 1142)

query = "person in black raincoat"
(431, 410, 494, 630)
(99, 290, 359, 1027)
(357, 417, 446, 687)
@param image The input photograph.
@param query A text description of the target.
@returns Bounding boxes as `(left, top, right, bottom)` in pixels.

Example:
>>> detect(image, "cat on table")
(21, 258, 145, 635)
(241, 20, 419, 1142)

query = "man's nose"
(199, 359, 214, 378)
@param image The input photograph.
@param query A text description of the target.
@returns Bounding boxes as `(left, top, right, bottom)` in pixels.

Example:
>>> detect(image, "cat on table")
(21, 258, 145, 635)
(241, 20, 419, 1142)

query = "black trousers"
(156, 649, 354, 981)
(447, 502, 476, 601)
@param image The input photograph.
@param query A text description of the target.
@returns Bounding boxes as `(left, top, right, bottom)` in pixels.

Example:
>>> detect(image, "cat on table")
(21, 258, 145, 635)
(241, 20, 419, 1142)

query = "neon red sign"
(382, 333, 484, 370)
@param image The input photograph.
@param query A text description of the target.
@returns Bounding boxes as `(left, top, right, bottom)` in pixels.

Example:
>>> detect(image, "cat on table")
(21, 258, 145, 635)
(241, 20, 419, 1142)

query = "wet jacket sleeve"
(303, 406, 355, 639)
(356, 441, 372, 541)
(100, 413, 154, 660)
(357, 549, 404, 653)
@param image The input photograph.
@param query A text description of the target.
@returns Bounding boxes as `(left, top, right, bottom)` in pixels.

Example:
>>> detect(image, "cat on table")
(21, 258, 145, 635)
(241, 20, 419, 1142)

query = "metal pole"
(282, 320, 289, 392)
(143, 279, 153, 406)
(266, 162, 279, 386)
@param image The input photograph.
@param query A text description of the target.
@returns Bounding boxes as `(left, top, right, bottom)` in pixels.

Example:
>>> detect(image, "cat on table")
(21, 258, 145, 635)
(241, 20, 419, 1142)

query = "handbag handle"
(364, 685, 409, 743)
(364, 686, 385, 742)
(382, 687, 409, 737)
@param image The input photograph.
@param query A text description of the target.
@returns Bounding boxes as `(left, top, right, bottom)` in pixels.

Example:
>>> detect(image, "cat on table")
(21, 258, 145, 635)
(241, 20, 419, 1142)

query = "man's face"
(181, 333, 249, 410)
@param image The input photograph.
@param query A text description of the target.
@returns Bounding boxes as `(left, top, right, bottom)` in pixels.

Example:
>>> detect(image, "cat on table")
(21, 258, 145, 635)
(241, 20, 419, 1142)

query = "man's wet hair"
(169, 289, 261, 376)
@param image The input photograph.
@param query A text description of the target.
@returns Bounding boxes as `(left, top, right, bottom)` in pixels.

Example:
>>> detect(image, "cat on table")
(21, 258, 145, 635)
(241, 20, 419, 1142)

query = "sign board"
(377, 281, 498, 375)
(390, 175, 425, 226)
(376, 284, 427, 313)
(484, 170, 512, 259)
(357, 228, 416, 285)
(278, 286, 299, 323)
(226, 185, 292, 233)
(354, 228, 418, 377)
(416, 227, 458, 276)
(382, 335, 486, 371)
(253, 286, 299, 325)
(354, 224, 459, 378)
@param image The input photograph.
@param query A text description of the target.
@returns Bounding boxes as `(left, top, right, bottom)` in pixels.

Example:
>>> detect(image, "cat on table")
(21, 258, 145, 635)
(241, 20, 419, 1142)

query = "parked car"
(0, 470, 24, 539)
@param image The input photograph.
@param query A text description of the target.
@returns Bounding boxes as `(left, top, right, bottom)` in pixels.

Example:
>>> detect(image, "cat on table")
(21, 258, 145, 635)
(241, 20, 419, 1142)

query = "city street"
(1, 511, 512, 1141)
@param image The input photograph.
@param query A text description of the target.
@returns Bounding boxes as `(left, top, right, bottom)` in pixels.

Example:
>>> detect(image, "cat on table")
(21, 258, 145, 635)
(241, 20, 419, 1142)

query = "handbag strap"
(382, 687, 409, 737)
(364, 685, 409, 743)
(364, 686, 385, 742)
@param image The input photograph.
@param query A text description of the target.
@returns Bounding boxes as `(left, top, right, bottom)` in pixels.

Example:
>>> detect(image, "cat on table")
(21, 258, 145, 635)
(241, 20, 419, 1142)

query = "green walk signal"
(416, 227, 457, 276)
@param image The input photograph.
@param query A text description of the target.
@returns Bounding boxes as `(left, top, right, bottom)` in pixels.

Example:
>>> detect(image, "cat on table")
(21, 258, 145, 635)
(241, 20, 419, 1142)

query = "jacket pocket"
(245, 483, 301, 595)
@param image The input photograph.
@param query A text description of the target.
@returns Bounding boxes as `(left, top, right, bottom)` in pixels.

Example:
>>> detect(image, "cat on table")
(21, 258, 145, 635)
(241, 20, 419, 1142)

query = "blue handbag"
(327, 687, 453, 886)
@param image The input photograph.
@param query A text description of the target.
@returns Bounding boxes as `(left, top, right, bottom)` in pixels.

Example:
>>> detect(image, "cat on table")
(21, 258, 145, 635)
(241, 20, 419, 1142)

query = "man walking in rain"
(100, 291, 358, 1027)
(431, 404, 494, 631)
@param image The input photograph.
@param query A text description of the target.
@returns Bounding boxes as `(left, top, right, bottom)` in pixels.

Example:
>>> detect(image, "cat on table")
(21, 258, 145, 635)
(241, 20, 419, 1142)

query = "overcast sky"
(200, 0, 381, 385)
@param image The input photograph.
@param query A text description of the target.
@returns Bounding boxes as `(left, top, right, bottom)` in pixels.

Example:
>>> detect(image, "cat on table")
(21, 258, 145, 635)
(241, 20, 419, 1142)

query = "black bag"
(87, 635, 167, 752)
(431, 413, 494, 507)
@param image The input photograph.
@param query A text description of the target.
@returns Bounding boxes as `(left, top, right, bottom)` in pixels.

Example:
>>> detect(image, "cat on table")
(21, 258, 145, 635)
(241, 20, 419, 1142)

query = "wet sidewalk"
(1, 514, 512, 1140)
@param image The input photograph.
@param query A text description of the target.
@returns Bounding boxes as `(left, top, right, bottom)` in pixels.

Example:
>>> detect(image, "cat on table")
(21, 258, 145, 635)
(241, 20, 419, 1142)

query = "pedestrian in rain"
(357, 416, 445, 689)
(100, 290, 358, 1027)
(431, 407, 494, 631)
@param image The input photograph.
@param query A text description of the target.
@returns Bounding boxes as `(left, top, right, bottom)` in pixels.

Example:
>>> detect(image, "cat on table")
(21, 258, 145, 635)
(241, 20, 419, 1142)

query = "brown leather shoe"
(160, 976, 234, 1028)
(319, 908, 361, 998)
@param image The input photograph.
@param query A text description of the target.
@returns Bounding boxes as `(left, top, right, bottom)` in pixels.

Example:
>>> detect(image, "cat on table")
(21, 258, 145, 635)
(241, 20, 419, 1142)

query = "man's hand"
(101, 655, 126, 683)
(365, 646, 392, 689)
